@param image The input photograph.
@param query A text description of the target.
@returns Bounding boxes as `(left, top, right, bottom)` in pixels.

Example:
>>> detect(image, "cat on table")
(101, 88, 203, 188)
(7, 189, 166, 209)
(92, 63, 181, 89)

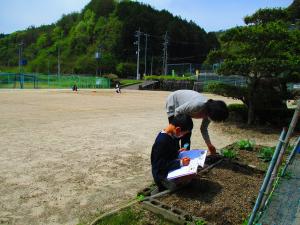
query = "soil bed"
(157, 160, 265, 225)
(221, 143, 270, 171)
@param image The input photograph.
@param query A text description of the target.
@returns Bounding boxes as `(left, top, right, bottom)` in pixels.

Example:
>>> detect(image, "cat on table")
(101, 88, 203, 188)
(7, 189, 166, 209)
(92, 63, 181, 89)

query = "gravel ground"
(0, 89, 279, 225)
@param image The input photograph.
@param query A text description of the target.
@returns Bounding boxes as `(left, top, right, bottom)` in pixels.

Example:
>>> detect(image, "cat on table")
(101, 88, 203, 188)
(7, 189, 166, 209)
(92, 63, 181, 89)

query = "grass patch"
(119, 79, 142, 87)
(94, 205, 175, 225)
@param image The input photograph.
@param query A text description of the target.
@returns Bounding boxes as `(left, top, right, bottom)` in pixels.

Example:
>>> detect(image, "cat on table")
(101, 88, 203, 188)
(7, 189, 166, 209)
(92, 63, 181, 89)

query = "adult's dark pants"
(168, 116, 192, 150)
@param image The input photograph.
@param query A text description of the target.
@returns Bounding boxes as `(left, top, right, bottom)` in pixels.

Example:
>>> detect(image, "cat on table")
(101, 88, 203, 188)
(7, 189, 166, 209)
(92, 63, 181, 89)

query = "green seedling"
(258, 146, 275, 162)
(136, 194, 145, 201)
(237, 139, 255, 151)
(241, 216, 250, 225)
(221, 148, 238, 159)
(194, 219, 207, 225)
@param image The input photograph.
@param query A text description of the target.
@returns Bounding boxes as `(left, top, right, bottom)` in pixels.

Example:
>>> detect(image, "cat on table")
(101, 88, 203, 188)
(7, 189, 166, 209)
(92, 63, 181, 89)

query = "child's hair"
(205, 99, 229, 122)
(171, 114, 193, 131)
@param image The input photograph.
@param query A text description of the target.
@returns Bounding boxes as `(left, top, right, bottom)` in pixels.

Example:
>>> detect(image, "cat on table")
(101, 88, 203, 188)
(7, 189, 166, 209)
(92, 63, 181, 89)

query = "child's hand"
(181, 157, 190, 166)
(179, 148, 187, 152)
(179, 143, 189, 152)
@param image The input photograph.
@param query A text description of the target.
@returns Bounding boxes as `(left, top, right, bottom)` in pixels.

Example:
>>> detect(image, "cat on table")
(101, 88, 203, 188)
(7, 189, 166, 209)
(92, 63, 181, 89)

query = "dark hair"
(171, 114, 193, 131)
(206, 99, 229, 122)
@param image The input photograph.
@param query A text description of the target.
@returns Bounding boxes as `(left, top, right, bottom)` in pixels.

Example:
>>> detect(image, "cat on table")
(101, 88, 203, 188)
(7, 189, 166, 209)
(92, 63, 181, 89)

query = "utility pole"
(95, 45, 102, 76)
(144, 33, 149, 76)
(134, 29, 141, 80)
(57, 44, 61, 77)
(47, 53, 50, 86)
(150, 56, 153, 75)
(18, 41, 24, 89)
(57, 31, 63, 78)
(162, 32, 169, 75)
(18, 41, 24, 75)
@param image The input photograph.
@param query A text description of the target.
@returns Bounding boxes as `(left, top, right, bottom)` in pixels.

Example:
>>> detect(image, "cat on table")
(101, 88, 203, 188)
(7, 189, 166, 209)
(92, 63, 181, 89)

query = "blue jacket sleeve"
(152, 139, 181, 175)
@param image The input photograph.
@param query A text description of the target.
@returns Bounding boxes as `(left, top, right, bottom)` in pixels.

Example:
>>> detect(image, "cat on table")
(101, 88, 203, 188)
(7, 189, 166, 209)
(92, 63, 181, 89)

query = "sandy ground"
(0, 89, 280, 225)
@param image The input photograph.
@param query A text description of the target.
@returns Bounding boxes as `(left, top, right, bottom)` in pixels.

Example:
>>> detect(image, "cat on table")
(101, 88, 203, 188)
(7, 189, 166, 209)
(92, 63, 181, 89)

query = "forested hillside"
(0, 0, 219, 77)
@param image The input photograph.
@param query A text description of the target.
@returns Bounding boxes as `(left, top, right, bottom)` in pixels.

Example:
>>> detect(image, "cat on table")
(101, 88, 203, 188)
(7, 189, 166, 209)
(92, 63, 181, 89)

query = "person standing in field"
(115, 81, 121, 93)
(166, 90, 229, 155)
(72, 84, 78, 92)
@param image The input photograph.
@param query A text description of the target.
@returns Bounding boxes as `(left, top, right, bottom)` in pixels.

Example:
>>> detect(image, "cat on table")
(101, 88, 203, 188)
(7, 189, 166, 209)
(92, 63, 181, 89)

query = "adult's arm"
(200, 118, 217, 154)
(200, 118, 211, 145)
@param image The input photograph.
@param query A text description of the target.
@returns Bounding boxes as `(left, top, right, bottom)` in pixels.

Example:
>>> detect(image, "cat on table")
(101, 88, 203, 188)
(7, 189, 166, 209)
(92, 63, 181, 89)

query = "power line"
(147, 33, 204, 46)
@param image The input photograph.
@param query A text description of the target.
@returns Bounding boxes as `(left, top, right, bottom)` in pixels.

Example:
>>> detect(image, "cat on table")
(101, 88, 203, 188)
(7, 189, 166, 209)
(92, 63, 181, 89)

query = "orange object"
(181, 157, 190, 166)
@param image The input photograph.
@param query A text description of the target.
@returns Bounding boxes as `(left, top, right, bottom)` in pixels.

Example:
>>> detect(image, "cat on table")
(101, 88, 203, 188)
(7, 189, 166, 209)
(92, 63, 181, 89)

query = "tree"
(244, 8, 289, 25)
(207, 19, 300, 125)
(288, 0, 300, 21)
(83, 0, 116, 19)
(0, 0, 218, 75)
(56, 13, 80, 36)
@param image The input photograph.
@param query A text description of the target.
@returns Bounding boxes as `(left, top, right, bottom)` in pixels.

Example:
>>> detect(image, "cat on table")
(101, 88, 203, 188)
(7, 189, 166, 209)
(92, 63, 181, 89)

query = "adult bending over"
(166, 90, 229, 154)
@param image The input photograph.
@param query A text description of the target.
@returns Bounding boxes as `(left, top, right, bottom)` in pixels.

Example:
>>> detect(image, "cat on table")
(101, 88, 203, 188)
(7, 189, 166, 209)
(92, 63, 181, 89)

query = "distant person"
(115, 81, 121, 93)
(166, 90, 229, 155)
(72, 84, 78, 92)
(151, 114, 194, 194)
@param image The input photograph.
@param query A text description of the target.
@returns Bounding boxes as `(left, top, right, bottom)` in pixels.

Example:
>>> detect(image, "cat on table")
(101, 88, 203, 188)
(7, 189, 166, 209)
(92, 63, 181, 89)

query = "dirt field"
(0, 89, 280, 225)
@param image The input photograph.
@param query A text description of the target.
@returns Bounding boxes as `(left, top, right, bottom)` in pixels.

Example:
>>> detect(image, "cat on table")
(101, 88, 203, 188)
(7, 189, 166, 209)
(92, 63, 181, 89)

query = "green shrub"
(116, 63, 136, 78)
(228, 103, 248, 121)
(258, 146, 275, 162)
(221, 148, 238, 159)
(237, 139, 255, 151)
(203, 81, 246, 100)
(102, 73, 118, 80)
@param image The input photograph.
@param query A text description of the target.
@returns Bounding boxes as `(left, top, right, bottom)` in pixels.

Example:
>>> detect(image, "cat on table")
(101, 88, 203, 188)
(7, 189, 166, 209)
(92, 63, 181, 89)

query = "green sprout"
(258, 147, 275, 162)
(237, 139, 255, 151)
(194, 219, 207, 225)
(136, 194, 145, 201)
(221, 148, 238, 159)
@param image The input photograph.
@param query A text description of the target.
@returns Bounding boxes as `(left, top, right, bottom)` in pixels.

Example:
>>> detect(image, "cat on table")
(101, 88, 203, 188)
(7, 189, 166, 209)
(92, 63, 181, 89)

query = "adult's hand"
(207, 144, 217, 155)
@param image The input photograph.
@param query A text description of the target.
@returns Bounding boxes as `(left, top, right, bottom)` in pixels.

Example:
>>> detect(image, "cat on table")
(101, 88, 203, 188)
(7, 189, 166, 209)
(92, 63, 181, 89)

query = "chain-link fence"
(0, 73, 111, 89)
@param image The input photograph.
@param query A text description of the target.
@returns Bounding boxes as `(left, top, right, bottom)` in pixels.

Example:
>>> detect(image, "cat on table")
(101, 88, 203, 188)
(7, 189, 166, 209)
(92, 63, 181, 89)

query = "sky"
(0, 0, 294, 34)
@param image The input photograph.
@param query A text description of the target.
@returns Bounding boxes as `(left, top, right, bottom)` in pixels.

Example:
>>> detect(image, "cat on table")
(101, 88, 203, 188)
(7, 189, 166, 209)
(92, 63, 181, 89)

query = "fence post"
(281, 137, 300, 176)
(247, 129, 287, 225)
